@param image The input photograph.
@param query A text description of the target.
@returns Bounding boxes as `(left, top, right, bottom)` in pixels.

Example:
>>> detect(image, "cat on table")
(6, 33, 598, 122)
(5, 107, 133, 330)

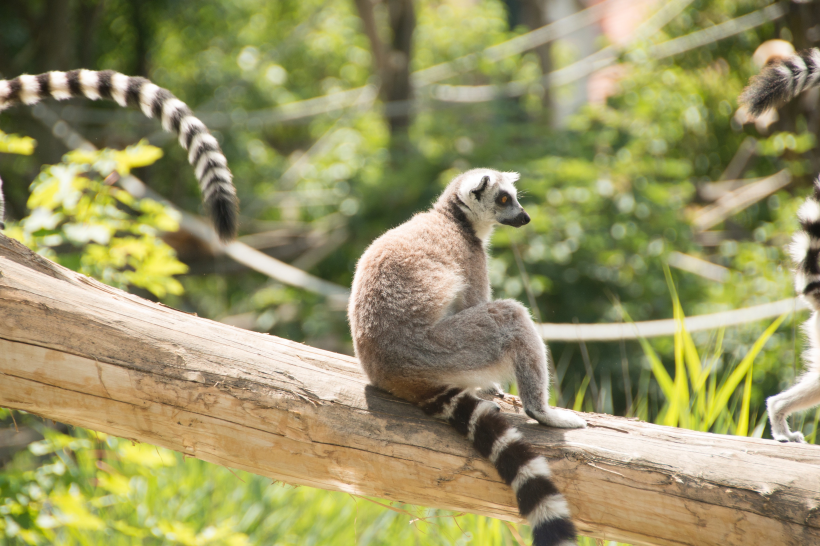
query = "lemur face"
(457, 169, 530, 228)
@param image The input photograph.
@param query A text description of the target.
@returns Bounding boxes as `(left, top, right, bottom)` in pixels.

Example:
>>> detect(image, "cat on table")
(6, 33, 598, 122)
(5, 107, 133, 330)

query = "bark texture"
(0, 233, 819, 546)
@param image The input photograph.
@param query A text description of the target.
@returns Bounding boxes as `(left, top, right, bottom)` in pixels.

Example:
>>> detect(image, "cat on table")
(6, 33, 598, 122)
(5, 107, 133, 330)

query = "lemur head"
(442, 168, 529, 239)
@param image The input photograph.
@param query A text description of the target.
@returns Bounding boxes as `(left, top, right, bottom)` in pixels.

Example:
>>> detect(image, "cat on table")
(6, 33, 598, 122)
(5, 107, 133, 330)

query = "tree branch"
(1, 233, 819, 546)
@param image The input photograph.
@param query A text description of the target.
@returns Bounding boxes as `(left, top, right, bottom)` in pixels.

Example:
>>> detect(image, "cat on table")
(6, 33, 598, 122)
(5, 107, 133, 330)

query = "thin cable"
(538, 297, 808, 341)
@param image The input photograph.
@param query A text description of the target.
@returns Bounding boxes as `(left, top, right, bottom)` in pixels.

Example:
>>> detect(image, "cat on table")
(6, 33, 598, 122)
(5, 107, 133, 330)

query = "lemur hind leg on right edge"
(767, 312, 820, 443)
(768, 371, 820, 443)
(767, 191, 820, 442)
(766, 180, 820, 443)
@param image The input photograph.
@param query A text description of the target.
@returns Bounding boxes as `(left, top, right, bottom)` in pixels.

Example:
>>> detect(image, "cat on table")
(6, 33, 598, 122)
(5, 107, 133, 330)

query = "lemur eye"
(501, 196, 508, 204)
(496, 192, 511, 206)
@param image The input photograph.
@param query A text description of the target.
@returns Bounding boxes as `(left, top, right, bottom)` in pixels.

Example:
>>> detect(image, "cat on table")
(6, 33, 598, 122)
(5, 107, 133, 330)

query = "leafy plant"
(0, 130, 36, 156)
(0, 424, 251, 545)
(0, 422, 525, 546)
(4, 142, 188, 298)
(612, 268, 801, 440)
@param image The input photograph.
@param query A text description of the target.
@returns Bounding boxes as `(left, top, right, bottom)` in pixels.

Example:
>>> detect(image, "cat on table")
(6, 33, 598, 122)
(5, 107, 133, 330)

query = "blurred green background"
(1, 0, 819, 544)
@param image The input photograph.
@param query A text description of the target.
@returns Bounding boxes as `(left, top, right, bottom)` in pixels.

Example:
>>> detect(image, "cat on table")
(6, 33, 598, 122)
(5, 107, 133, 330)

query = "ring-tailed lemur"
(742, 49, 820, 442)
(0, 70, 238, 239)
(765, 181, 820, 443)
(349, 169, 586, 546)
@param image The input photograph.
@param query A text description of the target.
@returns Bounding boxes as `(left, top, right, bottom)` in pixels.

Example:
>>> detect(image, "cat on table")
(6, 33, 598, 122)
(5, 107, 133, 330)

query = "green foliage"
(0, 426, 525, 546)
(618, 270, 793, 437)
(1, 429, 250, 545)
(757, 131, 817, 158)
(5, 142, 188, 298)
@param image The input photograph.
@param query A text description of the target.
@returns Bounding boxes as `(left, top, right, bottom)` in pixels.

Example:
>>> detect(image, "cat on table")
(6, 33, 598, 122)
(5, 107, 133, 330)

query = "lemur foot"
(526, 408, 587, 429)
(774, 430, 805, 443)
(770, 418, 805, 443)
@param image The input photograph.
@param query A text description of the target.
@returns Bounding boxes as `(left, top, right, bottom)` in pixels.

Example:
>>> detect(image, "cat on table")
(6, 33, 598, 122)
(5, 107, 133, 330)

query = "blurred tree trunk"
(77, 0, 105, 69)
(126, 0, 152, 76)
(39, 0, 77, 71)
(505, 0, 552, 119)
(786, 0, 820, 51)
(353, 0, 416, 139)
(778, 1, 820, 173)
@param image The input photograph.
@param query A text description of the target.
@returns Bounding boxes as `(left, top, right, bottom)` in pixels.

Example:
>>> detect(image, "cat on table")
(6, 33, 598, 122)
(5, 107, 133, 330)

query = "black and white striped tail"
(421, 388, 576, 546)
(741, 48, 820, 118)
(0, 70, 238, 240)
(791, 178, 820, 310)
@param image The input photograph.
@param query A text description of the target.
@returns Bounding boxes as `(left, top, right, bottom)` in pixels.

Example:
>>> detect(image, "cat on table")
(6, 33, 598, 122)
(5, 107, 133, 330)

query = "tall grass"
(609, 267, 793, 438)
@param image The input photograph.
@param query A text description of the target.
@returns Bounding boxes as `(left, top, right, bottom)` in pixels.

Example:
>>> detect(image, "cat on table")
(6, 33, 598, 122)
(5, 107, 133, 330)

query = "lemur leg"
(490, 300, 586, 429)
(767, 371, 820, 443)
(416, 299, 585, 429)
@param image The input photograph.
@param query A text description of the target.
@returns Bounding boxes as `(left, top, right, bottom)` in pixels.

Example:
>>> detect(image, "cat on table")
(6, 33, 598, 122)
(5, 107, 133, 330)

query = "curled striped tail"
(0, 70, 238, 240)
(740, 48, 820, 118)
(421, 388, 576, 546)
(791, 178, 820, 310)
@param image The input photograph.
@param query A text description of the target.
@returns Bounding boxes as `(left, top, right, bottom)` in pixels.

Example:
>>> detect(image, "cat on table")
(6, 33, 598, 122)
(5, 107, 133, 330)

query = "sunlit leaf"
(706, 313, 789, 429)
(0, 130, 37, 155)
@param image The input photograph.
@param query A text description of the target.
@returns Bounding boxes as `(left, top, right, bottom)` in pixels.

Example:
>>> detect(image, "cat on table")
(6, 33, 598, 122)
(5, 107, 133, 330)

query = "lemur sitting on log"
(349, 169, 586, 546)
(742, 47, 820, 442)
(0, 70, 238, 239)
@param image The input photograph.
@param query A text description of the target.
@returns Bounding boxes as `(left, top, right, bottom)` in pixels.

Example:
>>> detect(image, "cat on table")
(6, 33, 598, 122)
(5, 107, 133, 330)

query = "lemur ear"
(504, 172, 520, 184)
(471, 175, 490, 200)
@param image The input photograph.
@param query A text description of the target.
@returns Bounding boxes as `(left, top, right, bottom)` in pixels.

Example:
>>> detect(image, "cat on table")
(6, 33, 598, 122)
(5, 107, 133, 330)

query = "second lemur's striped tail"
(0, 70, 238, 240)
(791, 178, 820, 311)
(740, 48, 820, 118)
(420, 388, 576, 546)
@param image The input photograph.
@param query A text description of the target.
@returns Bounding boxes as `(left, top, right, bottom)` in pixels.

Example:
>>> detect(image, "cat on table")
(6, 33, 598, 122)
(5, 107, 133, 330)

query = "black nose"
(518, 211, 530, 225)
(500, 210, 531, 227)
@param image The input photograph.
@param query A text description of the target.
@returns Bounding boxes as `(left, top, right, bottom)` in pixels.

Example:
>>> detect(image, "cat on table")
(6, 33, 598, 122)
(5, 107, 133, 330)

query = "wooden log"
(0, 233, 818, 546)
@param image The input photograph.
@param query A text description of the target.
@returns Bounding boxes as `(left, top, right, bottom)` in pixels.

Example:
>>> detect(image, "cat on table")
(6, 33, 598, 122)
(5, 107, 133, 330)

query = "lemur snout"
(503, 211, 530, 227)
